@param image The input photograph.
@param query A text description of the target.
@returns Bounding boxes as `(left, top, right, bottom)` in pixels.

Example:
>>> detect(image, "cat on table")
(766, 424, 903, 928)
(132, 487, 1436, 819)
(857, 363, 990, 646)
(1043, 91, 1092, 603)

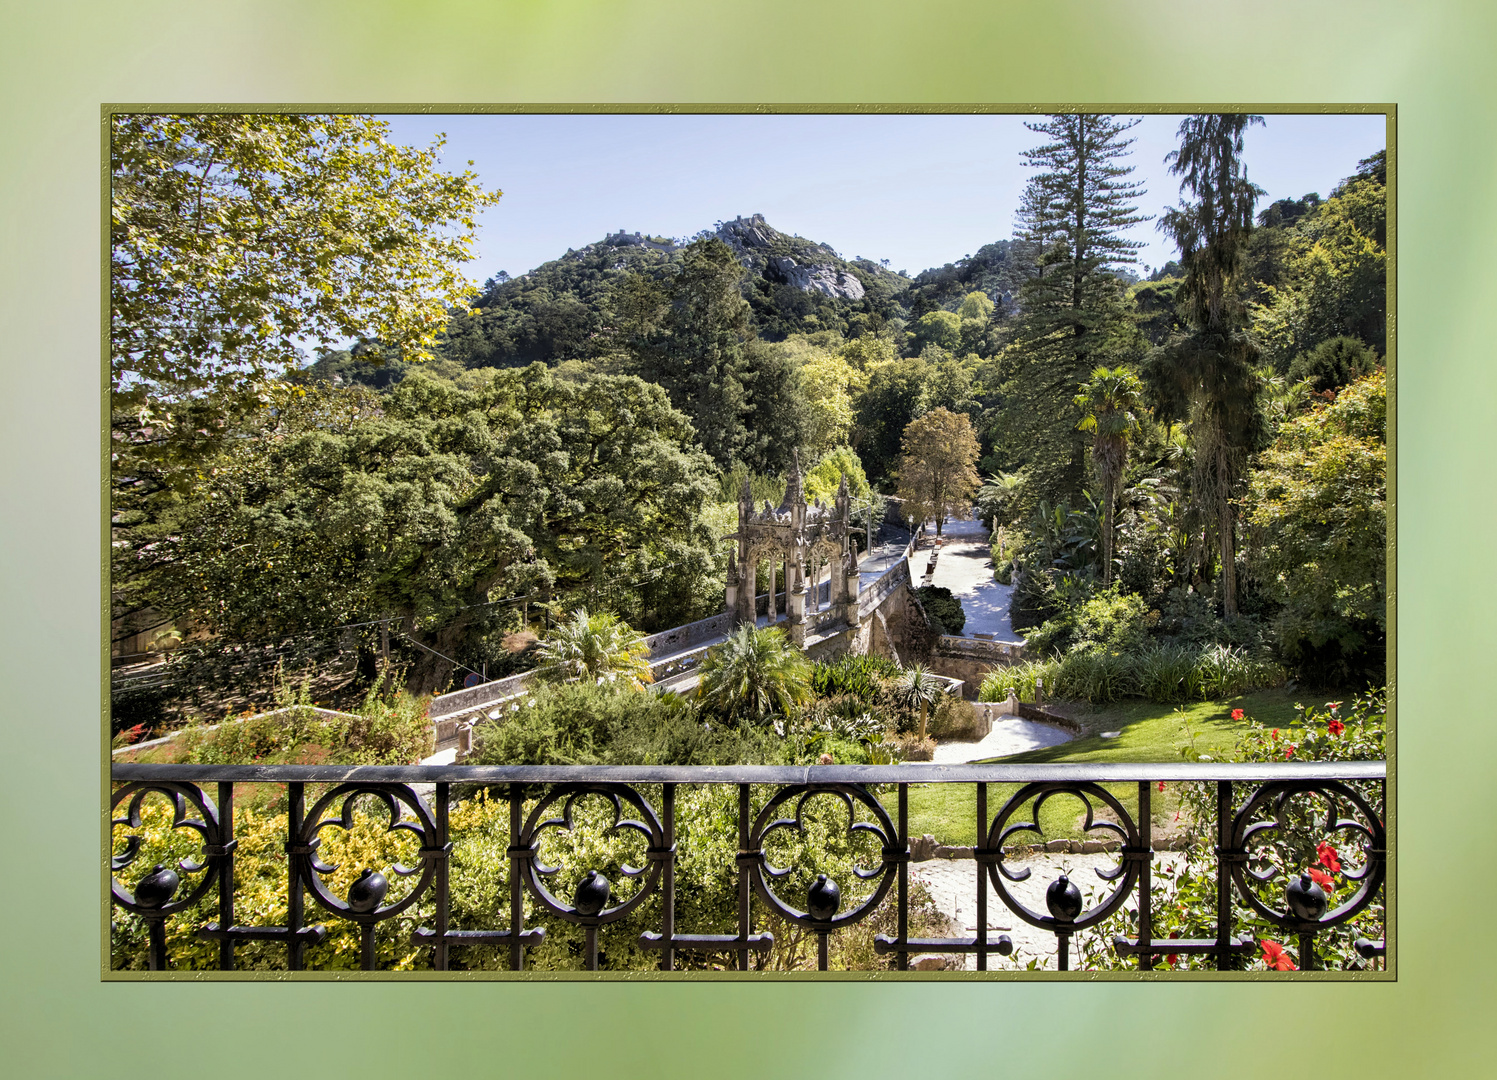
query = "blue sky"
(380, 111, 1387, 285)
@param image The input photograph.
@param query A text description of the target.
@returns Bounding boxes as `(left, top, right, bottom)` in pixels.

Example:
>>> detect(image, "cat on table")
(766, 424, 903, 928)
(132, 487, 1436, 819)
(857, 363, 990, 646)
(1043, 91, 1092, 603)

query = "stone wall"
(927, 635, 1026, 699)
(640, 611, 732, 659)
(429, 669, 539, 721)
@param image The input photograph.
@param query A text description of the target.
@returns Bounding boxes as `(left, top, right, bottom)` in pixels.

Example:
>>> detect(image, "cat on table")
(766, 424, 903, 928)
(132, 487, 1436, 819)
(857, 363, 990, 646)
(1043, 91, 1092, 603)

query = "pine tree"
(997, 115, 1149, 506)
(1143, 114, 1268, 616)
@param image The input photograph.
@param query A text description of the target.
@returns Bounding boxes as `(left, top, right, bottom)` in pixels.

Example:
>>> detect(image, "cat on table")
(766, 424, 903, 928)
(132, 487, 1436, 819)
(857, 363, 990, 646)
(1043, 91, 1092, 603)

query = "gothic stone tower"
(724, 451, 860, 646)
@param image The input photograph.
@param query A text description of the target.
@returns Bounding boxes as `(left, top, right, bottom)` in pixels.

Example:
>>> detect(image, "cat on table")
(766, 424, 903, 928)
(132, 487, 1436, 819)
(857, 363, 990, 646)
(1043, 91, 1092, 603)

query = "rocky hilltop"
(714, 214, 868, 302)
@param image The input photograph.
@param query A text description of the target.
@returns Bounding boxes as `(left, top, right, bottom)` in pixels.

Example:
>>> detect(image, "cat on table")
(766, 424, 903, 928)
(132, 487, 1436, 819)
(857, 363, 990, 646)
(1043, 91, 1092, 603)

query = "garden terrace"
(110, 760, 1388, 975)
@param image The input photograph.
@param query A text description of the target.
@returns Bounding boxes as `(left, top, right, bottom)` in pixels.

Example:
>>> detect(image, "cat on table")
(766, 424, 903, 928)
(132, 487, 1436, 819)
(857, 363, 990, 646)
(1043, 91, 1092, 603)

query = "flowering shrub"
(1076, 690, 1386, 972)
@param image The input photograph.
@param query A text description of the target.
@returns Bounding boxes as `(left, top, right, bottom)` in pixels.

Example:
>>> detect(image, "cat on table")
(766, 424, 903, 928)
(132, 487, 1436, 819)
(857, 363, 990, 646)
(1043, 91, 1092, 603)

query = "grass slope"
(888, 687, 1309, 847)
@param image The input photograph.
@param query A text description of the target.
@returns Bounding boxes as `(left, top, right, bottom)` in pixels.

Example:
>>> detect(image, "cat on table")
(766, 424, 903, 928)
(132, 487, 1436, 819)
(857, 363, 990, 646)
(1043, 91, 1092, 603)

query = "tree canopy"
(994, 114, 1150, 506)
(111, 114, 499, 400)
(123, 366, 720, 695)
(1247, 370, 1386, 685)
(895, 407, 982, 536)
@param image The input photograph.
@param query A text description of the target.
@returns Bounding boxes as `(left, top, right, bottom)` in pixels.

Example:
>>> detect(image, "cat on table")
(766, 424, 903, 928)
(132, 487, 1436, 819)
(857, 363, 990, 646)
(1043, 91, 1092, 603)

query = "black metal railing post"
(432, 782, 450, 971)
(661, 783, 676, 972)
(975, 782, 988, 972)
(1137, 780, 1153, 971)
(508, 783, 525, 971)
(1215, 780, 1233, 970)
(286, 781, 306, 970)
(217, 780, 235, 971)
(896, 782, 909, 971)
(737, 783, 751, 972)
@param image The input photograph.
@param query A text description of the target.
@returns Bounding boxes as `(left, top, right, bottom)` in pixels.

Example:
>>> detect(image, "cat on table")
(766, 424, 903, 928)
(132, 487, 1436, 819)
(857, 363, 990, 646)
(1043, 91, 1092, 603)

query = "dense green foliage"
(111, 114, 498, 401)
(979, 641, 1282, 706)
(1247, 370, 1386, 685)
(896, 407, 982, 536)
(535, 609, 654, 687)
(697, 625, 814, 727)
(468, 681, 783, 767)
(915, 586, 966, 636)
(122, 366, 721, 697)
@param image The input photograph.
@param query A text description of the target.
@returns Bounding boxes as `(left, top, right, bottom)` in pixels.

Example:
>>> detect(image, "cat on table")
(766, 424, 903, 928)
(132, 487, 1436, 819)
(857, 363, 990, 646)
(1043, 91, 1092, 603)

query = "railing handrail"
(111, 760, 1386, 784)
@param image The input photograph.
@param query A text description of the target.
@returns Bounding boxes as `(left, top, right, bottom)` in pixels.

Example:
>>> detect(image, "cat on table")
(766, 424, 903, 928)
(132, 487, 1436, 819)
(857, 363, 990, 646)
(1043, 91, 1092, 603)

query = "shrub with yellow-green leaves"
(112, 783, 952, 972)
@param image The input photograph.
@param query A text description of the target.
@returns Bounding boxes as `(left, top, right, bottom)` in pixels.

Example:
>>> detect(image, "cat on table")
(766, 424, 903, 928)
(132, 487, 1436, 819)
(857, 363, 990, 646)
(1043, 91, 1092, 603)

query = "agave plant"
(535, 608, 654, 688)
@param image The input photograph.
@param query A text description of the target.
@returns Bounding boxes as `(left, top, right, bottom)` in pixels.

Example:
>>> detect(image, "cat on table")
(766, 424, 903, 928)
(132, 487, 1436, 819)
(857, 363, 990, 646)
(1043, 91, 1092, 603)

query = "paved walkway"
(857, 521, 915, 583)
(922, 518, 1022, 642)
(929, 716, 1075, 763)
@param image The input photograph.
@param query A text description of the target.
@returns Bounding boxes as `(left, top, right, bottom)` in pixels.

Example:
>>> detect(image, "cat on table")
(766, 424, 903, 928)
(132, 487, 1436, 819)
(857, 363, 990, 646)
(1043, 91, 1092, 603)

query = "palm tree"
(536, 608, 654, 688)
(697, 624, 812, 726)
(1074, 365, 1144, 587)
(976, 470, 1026, 531)
(896, 663, 946, 742)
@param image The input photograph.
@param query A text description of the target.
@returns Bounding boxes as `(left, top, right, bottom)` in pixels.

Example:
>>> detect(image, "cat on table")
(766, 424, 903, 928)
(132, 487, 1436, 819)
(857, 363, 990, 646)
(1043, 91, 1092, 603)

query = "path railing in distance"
(109, 761, 1387, 975)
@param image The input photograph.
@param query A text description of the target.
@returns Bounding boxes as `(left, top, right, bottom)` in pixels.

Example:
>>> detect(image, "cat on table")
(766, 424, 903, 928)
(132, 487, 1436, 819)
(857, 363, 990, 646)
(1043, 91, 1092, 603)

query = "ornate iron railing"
(109, 761, 1387, 975)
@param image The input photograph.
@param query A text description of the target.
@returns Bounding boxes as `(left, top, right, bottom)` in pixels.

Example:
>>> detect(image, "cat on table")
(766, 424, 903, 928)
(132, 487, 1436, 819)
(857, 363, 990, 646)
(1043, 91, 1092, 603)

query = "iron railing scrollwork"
(109, 762, 1388, 974)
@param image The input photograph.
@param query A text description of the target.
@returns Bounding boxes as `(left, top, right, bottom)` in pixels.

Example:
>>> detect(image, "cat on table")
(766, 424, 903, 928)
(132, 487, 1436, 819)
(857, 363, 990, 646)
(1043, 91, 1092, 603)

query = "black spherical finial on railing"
(133, 863, 180, 909)
(1286, 871, 1328, 922)
(1046, 874, 1083, 923)
(807, 873, 841, 922)
(574, 870, 611, 917)
(347, 868, 389, 914)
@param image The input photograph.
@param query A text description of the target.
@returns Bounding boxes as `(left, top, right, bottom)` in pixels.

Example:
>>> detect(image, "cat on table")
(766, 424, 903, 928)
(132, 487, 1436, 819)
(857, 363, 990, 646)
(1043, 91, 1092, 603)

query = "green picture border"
(8, 1, 1491, 1073)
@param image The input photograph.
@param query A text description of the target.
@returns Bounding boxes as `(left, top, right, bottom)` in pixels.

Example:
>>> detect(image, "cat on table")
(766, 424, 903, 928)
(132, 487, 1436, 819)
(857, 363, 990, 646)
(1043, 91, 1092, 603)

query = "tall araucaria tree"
(997, 114, 1150, 506)
(1074, 364, 1145, 587)
(1142, 114, 1268, 616)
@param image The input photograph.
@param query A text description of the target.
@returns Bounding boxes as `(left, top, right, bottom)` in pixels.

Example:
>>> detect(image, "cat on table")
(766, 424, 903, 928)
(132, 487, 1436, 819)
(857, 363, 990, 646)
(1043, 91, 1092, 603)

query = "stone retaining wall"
(926, 636, 1026, 699)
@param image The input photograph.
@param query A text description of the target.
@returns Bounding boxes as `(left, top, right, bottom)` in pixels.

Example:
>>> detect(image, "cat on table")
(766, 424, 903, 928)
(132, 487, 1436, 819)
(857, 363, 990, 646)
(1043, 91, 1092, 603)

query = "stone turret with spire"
(728, 448, 860, 639)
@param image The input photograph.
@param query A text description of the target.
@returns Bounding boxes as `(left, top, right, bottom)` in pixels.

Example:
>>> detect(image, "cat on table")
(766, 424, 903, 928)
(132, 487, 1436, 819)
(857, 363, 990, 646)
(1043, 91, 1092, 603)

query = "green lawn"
(886, 687, 1308, 847)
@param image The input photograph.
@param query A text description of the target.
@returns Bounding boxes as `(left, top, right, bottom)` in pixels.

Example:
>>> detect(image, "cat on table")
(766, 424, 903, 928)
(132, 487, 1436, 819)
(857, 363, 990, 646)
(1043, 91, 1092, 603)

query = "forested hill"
(430, 213, 919, 369)
(902, 239, 1033, 320)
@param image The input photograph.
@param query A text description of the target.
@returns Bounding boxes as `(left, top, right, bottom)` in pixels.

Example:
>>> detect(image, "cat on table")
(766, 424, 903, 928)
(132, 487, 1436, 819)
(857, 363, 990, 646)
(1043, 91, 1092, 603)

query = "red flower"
(1308, 867, 1335, 891)
(1271, 728, 1280, 741)
(1284, 746, 1295, 759)
(1231, 708, 1245, 720)
(1157, 780, 1166, 792)
(1261, 939, 1297, 971)
(1316, 841, 1341, 873)
(1166, 931, 1181, 968)
(1327, 718, 1345, 737)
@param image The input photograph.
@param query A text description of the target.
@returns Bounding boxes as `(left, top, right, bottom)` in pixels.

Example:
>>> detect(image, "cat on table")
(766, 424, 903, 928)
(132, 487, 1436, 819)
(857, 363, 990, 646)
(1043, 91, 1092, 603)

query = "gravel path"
(911, 852, 1184, 970)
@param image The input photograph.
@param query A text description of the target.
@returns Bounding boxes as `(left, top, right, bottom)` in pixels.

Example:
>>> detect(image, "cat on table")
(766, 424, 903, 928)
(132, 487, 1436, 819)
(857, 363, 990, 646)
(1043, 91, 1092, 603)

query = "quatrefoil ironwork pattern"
(515, 783, 668, 926)
(1228, 779, 1386, 933)
(983, 782, 1143, 933)
(746, 783, 901, 931)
